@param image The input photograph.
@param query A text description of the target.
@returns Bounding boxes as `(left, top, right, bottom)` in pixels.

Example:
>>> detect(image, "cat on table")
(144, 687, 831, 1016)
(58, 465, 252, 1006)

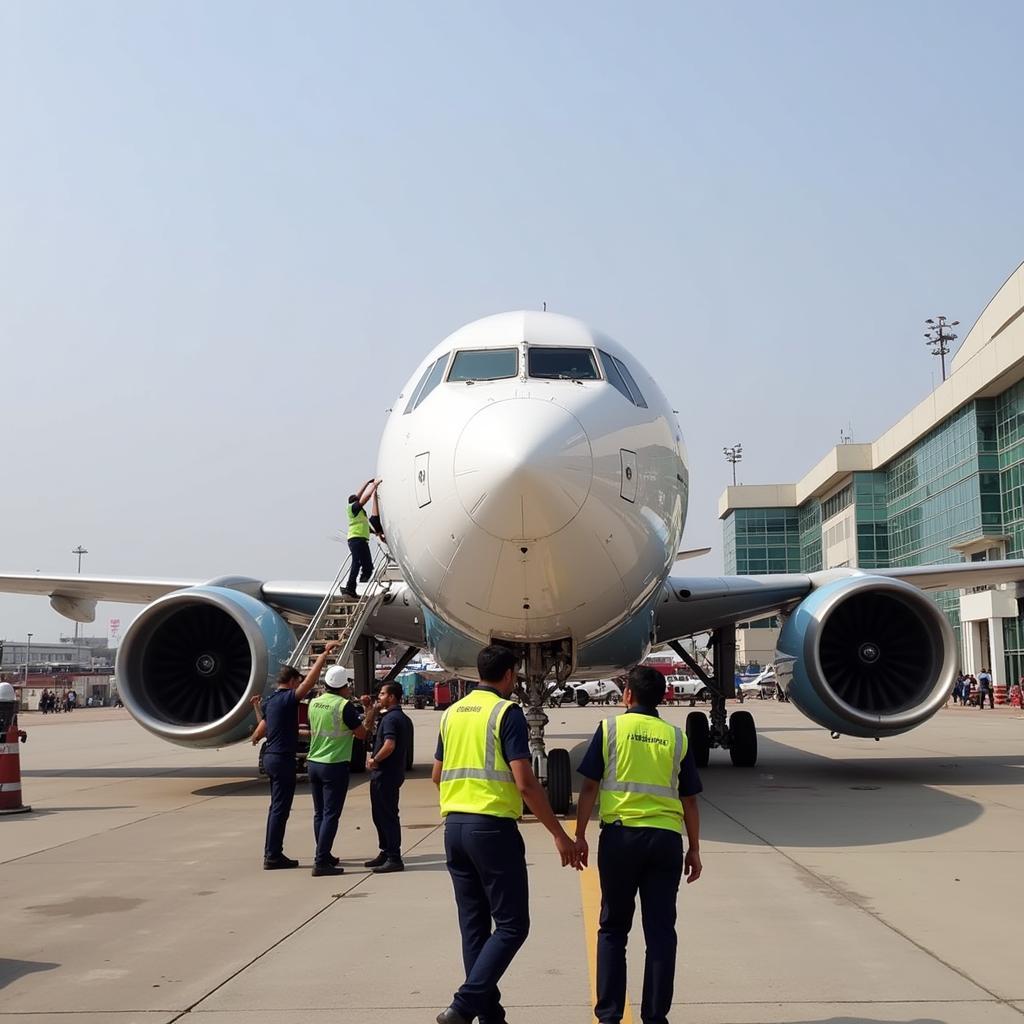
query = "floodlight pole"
(723, 443, 743, 486)
(924, 316, 959, 382)
(72, 546, 88, 642)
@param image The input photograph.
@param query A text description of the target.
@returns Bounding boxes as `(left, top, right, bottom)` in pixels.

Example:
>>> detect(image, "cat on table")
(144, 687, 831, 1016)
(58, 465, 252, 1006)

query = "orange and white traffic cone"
(0, 712, 31, 814)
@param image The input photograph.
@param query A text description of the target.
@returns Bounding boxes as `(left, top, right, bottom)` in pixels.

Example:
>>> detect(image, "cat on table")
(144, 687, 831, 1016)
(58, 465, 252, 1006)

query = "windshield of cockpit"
(527, 347, 600, 380)
(447, 348, 519, 381)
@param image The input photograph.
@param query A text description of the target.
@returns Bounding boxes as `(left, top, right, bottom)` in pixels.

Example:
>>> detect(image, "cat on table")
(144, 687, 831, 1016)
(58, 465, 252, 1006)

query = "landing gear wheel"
(685, 712, 710, 769)
(576, 690, 590, 707)
(728, 710, 757, 767)
(547, 748, 572, 815)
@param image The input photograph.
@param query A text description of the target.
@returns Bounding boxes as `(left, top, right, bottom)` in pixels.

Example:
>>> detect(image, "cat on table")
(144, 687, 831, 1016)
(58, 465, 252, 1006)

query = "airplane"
(4, 310, 1024, 813)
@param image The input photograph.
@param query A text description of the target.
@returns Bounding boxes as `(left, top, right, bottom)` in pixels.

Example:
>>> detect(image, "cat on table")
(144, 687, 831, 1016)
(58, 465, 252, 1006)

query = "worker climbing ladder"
(288, 549, 402, 679)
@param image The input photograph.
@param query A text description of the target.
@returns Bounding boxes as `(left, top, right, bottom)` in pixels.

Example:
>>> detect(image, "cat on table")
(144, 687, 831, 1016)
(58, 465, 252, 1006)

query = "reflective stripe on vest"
(347, 502, 371, 540)
(307, 694, 355, 764)
(599, 715, 685, 832)
(438, 690, 521, 819)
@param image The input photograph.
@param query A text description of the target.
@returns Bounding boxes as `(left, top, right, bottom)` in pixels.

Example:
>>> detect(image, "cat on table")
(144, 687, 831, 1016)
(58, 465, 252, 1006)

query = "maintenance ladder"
(288, 549, 402, 678)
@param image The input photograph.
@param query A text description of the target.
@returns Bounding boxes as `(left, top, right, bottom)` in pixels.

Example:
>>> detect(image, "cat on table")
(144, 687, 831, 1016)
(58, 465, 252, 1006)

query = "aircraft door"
(414, 452, 431, 507)
(620, 449, 638, 503)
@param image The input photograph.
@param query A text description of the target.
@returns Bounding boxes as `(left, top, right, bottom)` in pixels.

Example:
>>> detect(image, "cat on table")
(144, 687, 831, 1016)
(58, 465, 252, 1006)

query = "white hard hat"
(0, 682, 16, 702)
(324, 666, 352, 690)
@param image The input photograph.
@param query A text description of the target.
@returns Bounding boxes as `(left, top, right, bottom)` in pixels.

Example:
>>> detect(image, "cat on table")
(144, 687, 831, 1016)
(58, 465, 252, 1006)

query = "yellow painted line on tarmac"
(579, 863, 634, 1024)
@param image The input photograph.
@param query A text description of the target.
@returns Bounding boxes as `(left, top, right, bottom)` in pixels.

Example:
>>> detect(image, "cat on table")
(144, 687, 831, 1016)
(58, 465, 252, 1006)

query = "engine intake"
(776, 575, 957, 737)
(116, 586, 296, 748)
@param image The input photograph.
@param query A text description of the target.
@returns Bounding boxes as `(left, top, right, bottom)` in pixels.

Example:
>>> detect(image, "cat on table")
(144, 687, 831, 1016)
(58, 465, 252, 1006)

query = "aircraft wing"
(0, 571, 426, 646)
(0, 572, 199, 621)
(655, 559, 1024, 641)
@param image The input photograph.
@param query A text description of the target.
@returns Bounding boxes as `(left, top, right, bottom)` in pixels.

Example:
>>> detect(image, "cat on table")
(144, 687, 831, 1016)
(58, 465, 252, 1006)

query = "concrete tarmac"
(2, 701, 1023, 1024)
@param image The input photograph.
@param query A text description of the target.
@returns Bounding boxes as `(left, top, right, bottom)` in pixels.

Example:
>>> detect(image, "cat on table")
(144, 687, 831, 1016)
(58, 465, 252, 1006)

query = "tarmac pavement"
(2, 700, 1022, 1024)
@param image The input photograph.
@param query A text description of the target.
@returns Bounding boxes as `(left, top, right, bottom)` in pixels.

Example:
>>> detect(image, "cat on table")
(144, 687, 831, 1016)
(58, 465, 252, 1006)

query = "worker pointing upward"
(574, 665, 703, 1024)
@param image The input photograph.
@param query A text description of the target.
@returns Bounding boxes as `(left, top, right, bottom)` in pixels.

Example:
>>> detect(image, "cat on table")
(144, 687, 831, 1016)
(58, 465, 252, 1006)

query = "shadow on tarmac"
(783, 1019, 944, 1024)
(694, 735, 1024, 847)
(0, 957, 60, 990)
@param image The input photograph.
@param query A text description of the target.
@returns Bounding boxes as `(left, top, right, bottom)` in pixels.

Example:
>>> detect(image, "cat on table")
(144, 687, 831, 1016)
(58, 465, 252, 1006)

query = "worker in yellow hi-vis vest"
(574, 665, 703, 1024)
(341, 478, 380, 600)
(432, 645, 581, 1024)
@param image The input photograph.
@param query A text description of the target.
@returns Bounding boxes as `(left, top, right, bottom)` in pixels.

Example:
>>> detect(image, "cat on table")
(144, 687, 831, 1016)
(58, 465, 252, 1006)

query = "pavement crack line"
(167, 821, 446, 1021)
(699, 792, 1024, 1017)
(0, 790, 232, 867)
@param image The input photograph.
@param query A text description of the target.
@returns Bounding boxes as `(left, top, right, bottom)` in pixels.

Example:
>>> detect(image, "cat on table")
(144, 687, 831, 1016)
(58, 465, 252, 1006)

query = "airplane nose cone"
(454, 399, 593, 541)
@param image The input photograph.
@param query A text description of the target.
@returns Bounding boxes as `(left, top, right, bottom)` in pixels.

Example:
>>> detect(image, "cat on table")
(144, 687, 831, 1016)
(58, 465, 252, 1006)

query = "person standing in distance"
(364, 681, 411, 873)
(977, 667, 994, 709)
(574, 665, 704, 1024)
(340, 479, 380, 599)
(433, 645, 580, 1024)
(306, 667, 369, 876)
(250, 640, 340, 870)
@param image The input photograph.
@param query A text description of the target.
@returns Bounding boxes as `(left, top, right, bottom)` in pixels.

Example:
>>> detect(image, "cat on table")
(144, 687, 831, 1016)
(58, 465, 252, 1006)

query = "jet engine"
(775, 575, 957, 738)
(116, 586, 296, 748)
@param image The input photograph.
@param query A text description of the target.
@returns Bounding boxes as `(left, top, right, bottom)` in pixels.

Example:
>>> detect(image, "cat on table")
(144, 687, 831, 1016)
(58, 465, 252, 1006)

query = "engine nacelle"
(116, 586, 296, 748)
(775, 575, 957, 738)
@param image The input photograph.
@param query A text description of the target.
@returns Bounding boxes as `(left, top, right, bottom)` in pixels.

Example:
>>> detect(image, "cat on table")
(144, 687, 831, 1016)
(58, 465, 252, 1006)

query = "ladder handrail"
(286, 555, 354, 669)
(287, 548, 397, 672)
(336, 551, 394, 668)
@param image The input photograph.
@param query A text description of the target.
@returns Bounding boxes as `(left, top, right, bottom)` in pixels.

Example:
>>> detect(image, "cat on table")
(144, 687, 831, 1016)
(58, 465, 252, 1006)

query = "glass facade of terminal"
(724, 392, 1024, 682)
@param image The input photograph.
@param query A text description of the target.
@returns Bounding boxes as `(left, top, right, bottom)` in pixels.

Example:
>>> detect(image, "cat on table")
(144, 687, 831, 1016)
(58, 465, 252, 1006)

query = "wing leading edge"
(655, 559, 1024, 643)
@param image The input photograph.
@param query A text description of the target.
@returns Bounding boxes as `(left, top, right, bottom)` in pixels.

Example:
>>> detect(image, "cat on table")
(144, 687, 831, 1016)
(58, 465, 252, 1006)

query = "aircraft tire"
(728, 711, 757, 768)
(576, 690, 590, 707)
(547, 748, 572, 815)
(685, 712, 710, 769)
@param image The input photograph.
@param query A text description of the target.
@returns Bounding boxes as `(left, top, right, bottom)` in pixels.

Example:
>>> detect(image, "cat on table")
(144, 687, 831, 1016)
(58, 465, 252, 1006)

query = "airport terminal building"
(721, 261, 1024, 685)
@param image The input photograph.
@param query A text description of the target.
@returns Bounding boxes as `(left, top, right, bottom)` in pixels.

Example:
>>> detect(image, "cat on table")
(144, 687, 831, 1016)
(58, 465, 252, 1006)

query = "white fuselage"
(377, 311, 688, 678)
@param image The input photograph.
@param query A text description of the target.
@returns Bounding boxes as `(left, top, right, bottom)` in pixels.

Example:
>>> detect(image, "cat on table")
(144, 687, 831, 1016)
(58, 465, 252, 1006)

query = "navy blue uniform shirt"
(435, 686, 531, 823)
(577, 706, 703, 798)
(336, 697, 364, 731)
(262, 688, 299, 756)
(372, 706, 410, 781)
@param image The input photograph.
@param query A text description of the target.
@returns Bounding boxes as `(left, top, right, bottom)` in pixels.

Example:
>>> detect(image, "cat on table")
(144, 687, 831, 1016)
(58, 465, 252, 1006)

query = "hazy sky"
(2, 1, 1023, 644)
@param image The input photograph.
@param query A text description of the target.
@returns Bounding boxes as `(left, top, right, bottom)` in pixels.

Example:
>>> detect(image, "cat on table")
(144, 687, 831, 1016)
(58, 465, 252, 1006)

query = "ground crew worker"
(341, 479, 380, 599)
(574, 665, 703, 1024)
(306, 665, 368, 876)
(364, 681, 410, 873)
(250, 640, 340, 870)
(432, 645, 579, 1024)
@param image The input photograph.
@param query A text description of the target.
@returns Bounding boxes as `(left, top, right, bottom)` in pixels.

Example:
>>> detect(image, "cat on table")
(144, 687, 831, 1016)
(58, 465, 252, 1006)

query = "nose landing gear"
(508, 639, 576, 816)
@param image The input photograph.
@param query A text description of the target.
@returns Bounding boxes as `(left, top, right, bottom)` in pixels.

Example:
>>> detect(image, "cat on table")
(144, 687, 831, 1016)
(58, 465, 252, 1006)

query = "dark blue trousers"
(263, 752, 297, 859)
(444, 817, 530, 1023)
(347, 538, 373, 591)
(370, 775, 403, 860)
(596, 823, 684, 1024)
(308, 760, 351, 867)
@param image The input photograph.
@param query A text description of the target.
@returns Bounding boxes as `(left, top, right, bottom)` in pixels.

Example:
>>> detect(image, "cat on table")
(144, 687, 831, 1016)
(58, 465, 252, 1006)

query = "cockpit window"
(527, 347, 600, 380)
(597, 349, 649, 409)
(403, 354, 448, 414)
(448, 348, 518, 382)
(598, 350, 633, 403)
(614, 357, 648, 408)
